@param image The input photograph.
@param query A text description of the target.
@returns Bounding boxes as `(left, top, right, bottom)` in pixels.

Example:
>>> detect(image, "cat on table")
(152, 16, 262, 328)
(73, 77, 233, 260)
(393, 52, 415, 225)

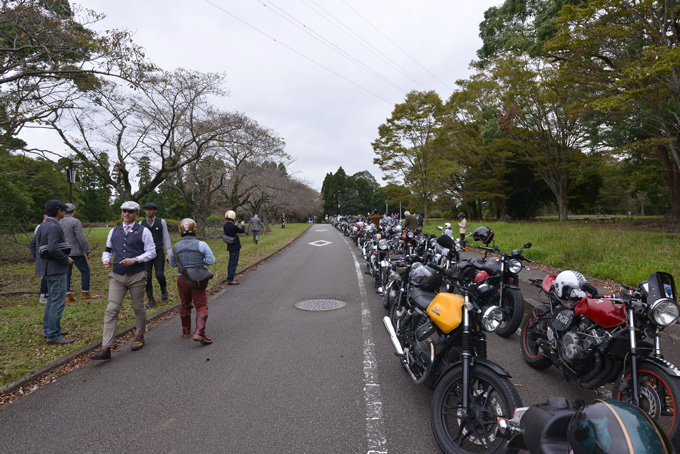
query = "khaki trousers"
(102, 271, 147, 347)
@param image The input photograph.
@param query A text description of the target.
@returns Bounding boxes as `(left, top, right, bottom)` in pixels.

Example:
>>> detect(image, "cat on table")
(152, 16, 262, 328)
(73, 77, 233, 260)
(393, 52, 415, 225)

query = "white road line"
(345, 237, 388, 454)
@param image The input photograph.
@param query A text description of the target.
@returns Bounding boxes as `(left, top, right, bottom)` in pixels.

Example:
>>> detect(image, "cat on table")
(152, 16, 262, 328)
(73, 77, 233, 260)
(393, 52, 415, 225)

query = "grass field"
(0, 223, 310, 388)
(423, 219, 680, 286)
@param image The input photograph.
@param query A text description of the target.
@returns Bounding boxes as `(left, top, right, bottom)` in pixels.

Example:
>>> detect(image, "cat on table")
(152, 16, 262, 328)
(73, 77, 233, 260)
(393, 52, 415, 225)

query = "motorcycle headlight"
(650, 298, 680, 326)
(407, 231, 414, 239)
(508, 259, 522, 274)
(481, 305, 503, 332)
(378, 239, 388, 250)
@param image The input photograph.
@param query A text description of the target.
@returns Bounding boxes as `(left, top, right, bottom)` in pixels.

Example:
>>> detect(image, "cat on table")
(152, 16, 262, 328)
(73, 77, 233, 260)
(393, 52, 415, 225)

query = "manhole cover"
(295, 299, 346, 311)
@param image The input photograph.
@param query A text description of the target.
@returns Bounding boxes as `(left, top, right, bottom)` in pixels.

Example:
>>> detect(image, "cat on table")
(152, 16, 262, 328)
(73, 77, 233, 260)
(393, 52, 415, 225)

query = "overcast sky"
(27, 0, 502, 190)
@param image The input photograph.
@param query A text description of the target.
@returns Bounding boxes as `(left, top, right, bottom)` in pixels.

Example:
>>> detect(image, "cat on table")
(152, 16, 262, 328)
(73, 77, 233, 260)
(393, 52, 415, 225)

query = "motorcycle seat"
(409, 288, 438, 311)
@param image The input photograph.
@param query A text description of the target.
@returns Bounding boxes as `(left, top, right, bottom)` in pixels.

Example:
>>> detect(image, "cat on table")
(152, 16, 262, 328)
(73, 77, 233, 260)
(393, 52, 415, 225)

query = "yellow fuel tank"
(427, 293, 464, 333)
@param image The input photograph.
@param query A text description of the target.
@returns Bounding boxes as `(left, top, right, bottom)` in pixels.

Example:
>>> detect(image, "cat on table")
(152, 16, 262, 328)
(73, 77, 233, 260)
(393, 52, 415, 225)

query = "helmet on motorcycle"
(393, 225, 402, 234)
(472, 226, 494, 245)
(554, 270, 587, 299)
(409, 265, 443, 291)
(567, 399, 673, 454)
(178, 218, 197, 236)
(444, 222, 451, 229)
(458, 212, 466, 219)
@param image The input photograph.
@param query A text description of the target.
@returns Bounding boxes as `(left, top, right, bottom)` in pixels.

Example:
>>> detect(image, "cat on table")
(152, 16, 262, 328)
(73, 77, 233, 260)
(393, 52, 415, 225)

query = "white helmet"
(444, 222, 451, 229)
(225, 210, 236, 220)
(554, 270, 587, 299)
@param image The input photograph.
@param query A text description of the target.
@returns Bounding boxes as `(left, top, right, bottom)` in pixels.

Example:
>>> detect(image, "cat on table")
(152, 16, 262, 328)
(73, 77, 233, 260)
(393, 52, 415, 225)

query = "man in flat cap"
(140, 202, 171, 308)
(29, 200, 75, 345)
(90, 201, 156, 361)
(61, 203, 100, 303)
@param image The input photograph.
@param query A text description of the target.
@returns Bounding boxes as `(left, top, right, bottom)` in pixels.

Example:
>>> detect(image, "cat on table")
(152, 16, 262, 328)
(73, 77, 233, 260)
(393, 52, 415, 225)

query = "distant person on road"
(140, 202, 171, 308)
(61, 203, 100, 303)
(29, 200, 75, 345)
(90, 201, 156, 361)
(224, 210, 245, 285)
(458, 212, 468, 246)
(402, 211, 419, 231)
(168, 218, 216, 344)
(247, 213, 263, 244)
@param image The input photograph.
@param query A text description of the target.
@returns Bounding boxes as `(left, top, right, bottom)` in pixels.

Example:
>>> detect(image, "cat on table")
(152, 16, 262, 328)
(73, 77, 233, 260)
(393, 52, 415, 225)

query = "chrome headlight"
(378, 239, 388, 250)
(508, 259, 522, 274)
(650, 299, 680, 326)
(481, 305, 503, 332)
(407, 231, 414, 239)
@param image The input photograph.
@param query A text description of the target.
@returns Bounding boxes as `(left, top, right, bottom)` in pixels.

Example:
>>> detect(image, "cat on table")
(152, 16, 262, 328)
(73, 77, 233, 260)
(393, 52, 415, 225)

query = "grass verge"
(0, 223, 310, 389)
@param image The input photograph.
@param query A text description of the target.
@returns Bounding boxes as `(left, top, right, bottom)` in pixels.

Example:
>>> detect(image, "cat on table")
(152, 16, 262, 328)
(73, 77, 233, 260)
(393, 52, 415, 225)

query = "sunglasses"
(121, 209, 137, 214)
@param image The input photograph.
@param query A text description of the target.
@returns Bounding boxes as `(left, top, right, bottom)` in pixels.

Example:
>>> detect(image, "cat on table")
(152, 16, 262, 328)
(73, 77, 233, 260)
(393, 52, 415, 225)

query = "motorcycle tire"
(431, 364, 522, 454)
(494, 288, 525, 338)
(520, 305, 552, 370)
(614, 362, 680, 449)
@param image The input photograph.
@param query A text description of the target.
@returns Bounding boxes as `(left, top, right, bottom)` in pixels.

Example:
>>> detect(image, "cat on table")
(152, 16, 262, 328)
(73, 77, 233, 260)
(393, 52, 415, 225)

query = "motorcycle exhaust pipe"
(383, 316, 404, 356)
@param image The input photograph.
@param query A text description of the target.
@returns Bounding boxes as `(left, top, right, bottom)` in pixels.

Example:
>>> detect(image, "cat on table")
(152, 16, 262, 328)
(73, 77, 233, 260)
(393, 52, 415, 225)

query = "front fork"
(627, 307, 641, 406)
(460, 294, 472, 416)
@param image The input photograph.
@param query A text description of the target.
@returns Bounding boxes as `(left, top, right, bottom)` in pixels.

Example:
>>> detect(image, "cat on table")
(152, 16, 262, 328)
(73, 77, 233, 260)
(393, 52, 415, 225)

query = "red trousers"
(177, 275, 208, 317)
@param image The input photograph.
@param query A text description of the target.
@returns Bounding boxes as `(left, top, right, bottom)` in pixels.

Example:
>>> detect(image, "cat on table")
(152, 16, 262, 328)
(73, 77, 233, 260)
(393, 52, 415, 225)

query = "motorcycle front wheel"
(431, 365, 522, 454)
(614, 362, 680, 448)
(494, 288, 525, 338)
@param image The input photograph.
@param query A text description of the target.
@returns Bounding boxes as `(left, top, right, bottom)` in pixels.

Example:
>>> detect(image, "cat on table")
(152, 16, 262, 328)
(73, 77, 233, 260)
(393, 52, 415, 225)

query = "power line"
(201, 0, 394, 104)
(340, 0, 454, 92)
(299, 0, 433, 92)
(256, 0, 408, 95)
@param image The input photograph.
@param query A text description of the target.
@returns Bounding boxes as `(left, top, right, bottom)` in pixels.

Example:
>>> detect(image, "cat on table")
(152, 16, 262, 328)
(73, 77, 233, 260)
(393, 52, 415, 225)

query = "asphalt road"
(1, 225, 679, 453)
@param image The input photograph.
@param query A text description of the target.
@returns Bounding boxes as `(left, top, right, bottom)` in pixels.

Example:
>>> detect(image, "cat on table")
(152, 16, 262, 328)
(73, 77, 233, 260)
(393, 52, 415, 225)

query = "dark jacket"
(224, 221, 246, 251)
(29, 217, 70, 276)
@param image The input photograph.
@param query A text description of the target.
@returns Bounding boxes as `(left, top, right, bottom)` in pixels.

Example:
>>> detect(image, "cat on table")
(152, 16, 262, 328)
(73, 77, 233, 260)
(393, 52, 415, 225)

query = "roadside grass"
(423, 220, 679, 286)
(0, 223, 310, 388)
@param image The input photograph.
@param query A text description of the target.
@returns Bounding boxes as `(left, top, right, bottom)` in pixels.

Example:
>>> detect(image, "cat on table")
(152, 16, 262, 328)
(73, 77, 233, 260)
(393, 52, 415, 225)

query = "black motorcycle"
(454, 226, 532, 338)
(383, 235, 523, 453)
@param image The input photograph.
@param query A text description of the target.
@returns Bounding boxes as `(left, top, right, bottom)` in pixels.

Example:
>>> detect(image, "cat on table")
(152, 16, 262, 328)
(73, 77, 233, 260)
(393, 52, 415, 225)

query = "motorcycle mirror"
(524, 242, 532, 249)
(437, 234, 456, 249)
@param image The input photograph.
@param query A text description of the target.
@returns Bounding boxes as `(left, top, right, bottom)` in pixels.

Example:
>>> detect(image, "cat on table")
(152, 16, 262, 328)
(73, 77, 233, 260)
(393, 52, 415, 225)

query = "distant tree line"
(372, 0, 678, 222)
(0, 0, 320, 232)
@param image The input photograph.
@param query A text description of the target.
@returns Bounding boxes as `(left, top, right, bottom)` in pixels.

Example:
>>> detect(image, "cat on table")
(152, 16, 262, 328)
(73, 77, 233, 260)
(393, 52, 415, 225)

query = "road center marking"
(309, 240, 332, 247)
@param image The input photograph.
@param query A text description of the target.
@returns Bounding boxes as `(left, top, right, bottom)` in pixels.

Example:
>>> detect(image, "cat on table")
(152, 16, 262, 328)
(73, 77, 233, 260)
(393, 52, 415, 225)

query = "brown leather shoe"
(227, 280, 240, 285)
(46, 336, 75, 345)
(131, 336, 145, 351)
(81, 292, 100, 300)
(90, 347, 111, 361)
(65, 294, 75, 303)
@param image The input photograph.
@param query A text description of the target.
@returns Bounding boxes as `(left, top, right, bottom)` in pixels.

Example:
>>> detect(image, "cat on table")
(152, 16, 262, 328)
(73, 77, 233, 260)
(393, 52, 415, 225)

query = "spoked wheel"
(431, 365, 522, 454)
(614, 363, 680, 449)
(520, 305, 552, 369)
(494, 288, 525, 338)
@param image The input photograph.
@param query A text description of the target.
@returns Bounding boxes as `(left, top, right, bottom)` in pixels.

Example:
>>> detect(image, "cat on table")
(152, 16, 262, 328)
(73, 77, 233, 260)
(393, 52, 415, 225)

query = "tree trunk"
(657, 144, 680, 223)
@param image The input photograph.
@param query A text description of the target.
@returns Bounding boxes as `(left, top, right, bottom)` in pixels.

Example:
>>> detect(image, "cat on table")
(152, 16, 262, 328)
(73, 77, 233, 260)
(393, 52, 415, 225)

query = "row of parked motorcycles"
(331, 216, 679, 453)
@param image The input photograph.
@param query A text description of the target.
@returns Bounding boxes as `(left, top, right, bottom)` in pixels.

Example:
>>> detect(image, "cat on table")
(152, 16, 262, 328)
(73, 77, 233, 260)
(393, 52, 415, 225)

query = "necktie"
(124, 225, 129, 235)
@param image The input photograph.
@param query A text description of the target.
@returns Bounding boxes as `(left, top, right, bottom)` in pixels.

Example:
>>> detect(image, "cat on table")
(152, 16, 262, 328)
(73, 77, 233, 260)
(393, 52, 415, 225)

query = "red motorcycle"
(521, 270, 680, 448)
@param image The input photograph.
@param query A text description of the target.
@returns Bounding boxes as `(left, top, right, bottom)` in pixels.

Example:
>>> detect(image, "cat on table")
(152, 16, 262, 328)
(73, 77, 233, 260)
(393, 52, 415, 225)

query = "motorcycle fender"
(435, 357, 512, 387)
(636, 356, 680, 377)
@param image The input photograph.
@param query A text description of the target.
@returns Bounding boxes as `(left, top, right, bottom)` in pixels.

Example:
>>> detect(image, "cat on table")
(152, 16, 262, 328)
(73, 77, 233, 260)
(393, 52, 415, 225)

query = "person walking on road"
(90, 201, 156, 361)
(140, 202, 171, 308)
(458, 212, 468, 246)
(247, 213, 263, 244)
(61, 203, 100, 303)
(224, 210, 245, 285)
(168, 218, 216, 344)
(29, 200, 75, 345)
(281, 213, 286, 228)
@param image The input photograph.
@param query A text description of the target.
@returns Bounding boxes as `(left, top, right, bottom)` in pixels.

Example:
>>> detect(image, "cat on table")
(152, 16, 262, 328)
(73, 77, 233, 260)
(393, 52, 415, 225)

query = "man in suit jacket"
(29, 200, 75, 345)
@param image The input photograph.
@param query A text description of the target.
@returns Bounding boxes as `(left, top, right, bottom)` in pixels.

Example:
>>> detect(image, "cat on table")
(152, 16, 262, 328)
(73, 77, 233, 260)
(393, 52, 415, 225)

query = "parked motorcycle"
(521, 270, 680, 447)
(441, 229, 531, 337)
(497, 396, 675, 454)
(383, 236, 523, 454)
